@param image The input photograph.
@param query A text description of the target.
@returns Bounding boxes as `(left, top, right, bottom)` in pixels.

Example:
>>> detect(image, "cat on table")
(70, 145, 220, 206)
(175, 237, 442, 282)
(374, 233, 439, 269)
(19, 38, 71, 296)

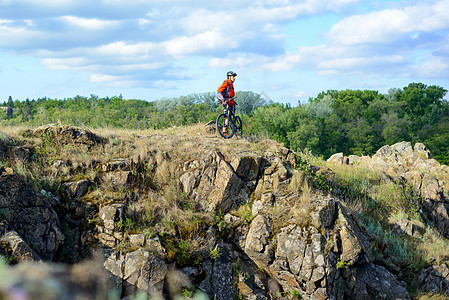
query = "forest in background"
(1, 82, 448, 164)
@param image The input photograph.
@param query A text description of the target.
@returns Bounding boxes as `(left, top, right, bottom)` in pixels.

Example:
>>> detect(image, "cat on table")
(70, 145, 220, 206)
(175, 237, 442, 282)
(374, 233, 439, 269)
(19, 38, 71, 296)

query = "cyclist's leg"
(223, 107, 231, 134)
(223, 114, 228, 134)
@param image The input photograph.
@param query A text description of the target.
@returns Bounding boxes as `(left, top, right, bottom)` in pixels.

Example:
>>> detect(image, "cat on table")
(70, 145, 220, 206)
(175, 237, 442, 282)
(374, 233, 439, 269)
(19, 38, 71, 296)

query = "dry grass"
(0, 125, 32, 137)
(416, 293, 449, 300)
(419, 228, 449, 264)
(291, 181, 313, 226)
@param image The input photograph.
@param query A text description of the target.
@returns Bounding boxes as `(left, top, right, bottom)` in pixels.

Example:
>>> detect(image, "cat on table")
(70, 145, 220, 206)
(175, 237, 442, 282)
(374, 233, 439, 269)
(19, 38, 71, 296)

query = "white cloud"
(209, 54, 266, 69)
(262, 53, 303, 71)
(95, 41, 158, 57)
(291, 90, 313, 98)
(60, 16, 119, 30)
(0, 23, 48, 47)
(163, 30, 235, 56)
(1, 0, 448, 101)
(328, 0, 449, 45)
(41, 57, 91, 71)
(90, 73, 119, 83)
(412, 56, 449, 77)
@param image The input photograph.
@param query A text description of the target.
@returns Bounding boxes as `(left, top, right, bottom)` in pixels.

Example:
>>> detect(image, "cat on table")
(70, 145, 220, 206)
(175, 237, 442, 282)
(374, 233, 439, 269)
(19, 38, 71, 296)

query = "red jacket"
(217, 79, 235, 105)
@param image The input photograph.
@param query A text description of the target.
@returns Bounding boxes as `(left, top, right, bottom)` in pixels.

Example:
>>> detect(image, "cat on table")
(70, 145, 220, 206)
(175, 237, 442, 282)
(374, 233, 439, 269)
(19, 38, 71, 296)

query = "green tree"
(381, 113, 411, 145)
(7, 96, 13, 108)
(399, 83, 447, 130)
(235, 91, 271, 115)
(347, 118, 375, 156)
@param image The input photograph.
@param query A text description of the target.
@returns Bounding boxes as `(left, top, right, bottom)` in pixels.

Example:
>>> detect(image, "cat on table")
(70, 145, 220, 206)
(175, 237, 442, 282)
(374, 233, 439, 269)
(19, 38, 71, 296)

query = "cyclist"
(217, 71, 237, 134)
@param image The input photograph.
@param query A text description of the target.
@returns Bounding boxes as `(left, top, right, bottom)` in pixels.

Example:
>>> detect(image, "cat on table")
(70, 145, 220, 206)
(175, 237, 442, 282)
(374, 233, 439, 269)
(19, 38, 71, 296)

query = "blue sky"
(1, 0, 448, 106)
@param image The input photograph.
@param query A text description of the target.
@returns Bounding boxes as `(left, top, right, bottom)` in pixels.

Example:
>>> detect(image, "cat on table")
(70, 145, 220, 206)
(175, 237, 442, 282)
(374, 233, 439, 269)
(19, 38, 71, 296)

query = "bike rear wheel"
(216, 113, 235, 139)
(235, 116, 242, 138)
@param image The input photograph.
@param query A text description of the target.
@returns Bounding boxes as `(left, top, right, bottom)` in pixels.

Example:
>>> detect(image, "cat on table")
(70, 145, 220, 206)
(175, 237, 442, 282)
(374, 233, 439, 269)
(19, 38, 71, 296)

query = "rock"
(0, 138, 6, 161)
(415, 263, 449, 295)
(372, 145, 407, 166)
(414, 143, 432, 159)
(63, 179, 91, 198)
(205, 120, 216, 134)
(352, 263, 411, 299)
(195, 151, 245, 214)
(230, 152, 261, 182)
(201, 242, 238, 300)
(102, 158, 133, 172)
(105, 171, 134, 186)
(123, 249, 167, 297)
(390, 219, 425, 238)
(103, 250, 125, 291)
(337, 204, 373, 266)
(145, 236, 167, 258)
(0, 174, 64, 260)
(271, 145, 296, 168)
(252, 193, 274, 216)
(403, 171, 423, 193)
(311, 198, 337, 230)
(237, 259, 270, 300)
(327, 153, 349, 165)
(425, 202, 449, 238)
(392, 141, 414, 157)
(0, 221, 42, 262)
(180, 170, 201, 197)
(99, 204, 125, 236)
(128, 233, 146, 247)
(6, 146, 32, 162)
(276, 225, 307, 277)
(421, 173, 443, 202)
(245, 215, 274, 270)
(32, 124, 106, 147)
(255, 158, 290, 198)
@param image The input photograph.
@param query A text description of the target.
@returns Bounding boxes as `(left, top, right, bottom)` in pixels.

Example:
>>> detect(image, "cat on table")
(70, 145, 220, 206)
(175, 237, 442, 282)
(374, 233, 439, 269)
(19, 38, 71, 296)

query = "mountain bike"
(216, 98, 242, 139)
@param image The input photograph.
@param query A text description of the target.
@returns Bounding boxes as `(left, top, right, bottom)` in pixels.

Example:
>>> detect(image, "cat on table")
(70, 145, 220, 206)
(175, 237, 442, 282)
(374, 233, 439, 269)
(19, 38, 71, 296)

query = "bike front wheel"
(216, 113, 235, 139)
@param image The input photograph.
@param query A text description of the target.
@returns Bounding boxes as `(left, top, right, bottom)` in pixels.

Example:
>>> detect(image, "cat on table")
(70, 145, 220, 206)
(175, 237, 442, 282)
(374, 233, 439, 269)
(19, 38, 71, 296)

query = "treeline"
(1, 83, 448, 164)
(0, 91, 268, 130)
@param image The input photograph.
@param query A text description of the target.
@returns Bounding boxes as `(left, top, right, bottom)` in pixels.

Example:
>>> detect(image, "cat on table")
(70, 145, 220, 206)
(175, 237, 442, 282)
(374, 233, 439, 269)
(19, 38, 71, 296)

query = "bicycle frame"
(222, 102, 236, 124)
(216, 98, 242, 139)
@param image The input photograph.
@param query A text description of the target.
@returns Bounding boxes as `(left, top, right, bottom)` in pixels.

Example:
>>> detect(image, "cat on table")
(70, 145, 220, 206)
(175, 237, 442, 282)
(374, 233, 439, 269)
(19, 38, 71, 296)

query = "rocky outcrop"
(1, 127, 447, 299)
(180, 150, 256, 214)
(242, 198, 400, 300)
(30, 124, 106, 147)
(329, 141, 449, 238)
(0, 173, 64, 260)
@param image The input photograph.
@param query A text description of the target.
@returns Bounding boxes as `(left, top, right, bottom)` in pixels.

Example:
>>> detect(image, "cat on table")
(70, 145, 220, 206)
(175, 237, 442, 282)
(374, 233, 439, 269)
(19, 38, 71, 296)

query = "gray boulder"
(415, 263, 449, 295)
(0, 220, 41, 262)
(352, 263, 411, 299)
(0, 174, 64, 260)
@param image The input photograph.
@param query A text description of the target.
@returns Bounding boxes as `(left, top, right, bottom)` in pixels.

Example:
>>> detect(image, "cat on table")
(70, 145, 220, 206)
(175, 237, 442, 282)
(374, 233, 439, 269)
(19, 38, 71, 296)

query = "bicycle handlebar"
(219, 98, 237, 104)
